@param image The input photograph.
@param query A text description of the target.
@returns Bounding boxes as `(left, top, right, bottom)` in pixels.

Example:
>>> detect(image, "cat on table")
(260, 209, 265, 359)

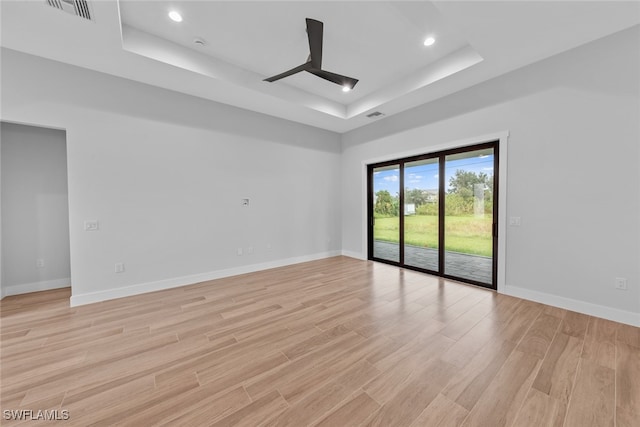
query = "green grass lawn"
(374, 215, 492, 257)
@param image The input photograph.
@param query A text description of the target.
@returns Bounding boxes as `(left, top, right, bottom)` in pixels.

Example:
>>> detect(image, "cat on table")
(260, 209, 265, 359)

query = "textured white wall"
(1, 123, 70, 295)
(341, 27, 640, 324)
(1, 48, 342, 304)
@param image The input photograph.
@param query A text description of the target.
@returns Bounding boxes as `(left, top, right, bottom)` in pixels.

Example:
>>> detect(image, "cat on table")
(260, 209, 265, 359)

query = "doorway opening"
(1, 122, 71, 299)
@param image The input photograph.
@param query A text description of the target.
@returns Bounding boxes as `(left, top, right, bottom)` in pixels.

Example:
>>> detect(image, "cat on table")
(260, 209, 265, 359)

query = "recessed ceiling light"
(168, 10, 183, 22)
(342, 86, 351, 92)
(423, 37, 436, 46)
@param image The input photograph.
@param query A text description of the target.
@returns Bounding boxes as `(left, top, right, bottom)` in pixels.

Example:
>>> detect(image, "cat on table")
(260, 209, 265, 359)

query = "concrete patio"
(373, 240, 492, 285)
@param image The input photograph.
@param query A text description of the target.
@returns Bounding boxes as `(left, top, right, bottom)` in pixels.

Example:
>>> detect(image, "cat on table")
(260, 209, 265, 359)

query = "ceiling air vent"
(46, 0, 92, 20)
(366, 111, 385, 119)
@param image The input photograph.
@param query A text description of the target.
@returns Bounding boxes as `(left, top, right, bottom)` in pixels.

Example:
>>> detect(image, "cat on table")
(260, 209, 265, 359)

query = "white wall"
(341, 27, 640, 325)
(1, 26, 638, 326)
(1, 123, 71, 297)
(1, 48, 342, 305)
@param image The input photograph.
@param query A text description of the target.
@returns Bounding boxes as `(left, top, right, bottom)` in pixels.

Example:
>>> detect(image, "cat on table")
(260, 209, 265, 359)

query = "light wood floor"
(1, 257, 638, 426)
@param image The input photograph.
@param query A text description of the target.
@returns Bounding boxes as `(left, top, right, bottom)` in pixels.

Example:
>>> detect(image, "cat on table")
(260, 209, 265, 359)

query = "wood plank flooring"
(1, 256, 638, 426)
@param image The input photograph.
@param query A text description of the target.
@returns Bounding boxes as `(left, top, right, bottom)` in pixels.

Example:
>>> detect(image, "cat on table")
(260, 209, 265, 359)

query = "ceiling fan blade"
(306, 18, 323, 69)
(307, 68, 359, 89)
(263, 62, 311, 82)
(265, 18, 359, 89)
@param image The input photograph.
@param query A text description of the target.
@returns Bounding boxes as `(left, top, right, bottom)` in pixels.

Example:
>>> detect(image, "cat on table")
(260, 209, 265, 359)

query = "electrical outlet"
(246, 246, 254, 254)
(84, 220, 99, 231)
(615, 277, 628, 290)
(36, 259, 45, 268)
(509, 217, 521, 226)
(115, 263, 125, 273)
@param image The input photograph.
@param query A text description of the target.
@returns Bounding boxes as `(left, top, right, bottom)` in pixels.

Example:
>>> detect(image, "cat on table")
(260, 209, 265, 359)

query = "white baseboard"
(341, 250, 366, 260)
(336, 255, 638, 326)
(504, 285, 639, 327)
(70, 251, 342, 307)
(65, 251, 639, 327)
(1, 278, 71, 299)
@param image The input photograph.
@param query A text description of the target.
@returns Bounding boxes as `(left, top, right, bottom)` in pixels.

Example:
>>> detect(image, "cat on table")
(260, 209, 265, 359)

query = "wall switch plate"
(615, 277, 628, 290)
(247, 246, 254, 254)
(115, 263, 125, 273)
(237, 248, 243, 256)
(84, 220, 99, 231)
(36, 259, 45, 268)
(509, 217, 521, 226)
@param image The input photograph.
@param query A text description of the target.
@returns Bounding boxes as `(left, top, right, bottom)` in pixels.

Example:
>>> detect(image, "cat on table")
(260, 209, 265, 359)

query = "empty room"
(1, 1, 639, 426)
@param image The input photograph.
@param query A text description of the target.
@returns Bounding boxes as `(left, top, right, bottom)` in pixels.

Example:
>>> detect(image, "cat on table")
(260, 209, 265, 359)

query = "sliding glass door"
(370, 164, 401, 263)
(368, 142, 497, 289)
(444, 147, 495, 284)
(404, 158, 439, 272)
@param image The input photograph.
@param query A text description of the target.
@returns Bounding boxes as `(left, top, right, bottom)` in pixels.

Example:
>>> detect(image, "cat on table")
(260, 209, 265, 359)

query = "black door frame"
(367, 141, 499, 290)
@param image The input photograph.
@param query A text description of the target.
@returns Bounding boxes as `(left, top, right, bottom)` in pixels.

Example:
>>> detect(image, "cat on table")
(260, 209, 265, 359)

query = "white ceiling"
(1, 1, 639, 133)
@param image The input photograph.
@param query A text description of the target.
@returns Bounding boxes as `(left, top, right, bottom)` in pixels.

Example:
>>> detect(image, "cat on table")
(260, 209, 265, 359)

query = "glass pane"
(404, 158, 439, 271)
(444, 148, 494, 284)
(372, 165, 400, 262)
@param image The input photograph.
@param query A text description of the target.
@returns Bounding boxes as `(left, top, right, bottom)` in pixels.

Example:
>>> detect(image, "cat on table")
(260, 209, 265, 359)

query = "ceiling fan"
(263, 18, 359, 91)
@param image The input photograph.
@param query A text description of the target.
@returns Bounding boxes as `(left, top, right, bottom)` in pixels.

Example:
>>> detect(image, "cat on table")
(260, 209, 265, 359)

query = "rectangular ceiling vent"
(366, 111, 385, 119)
(46, 0, 92, 21)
